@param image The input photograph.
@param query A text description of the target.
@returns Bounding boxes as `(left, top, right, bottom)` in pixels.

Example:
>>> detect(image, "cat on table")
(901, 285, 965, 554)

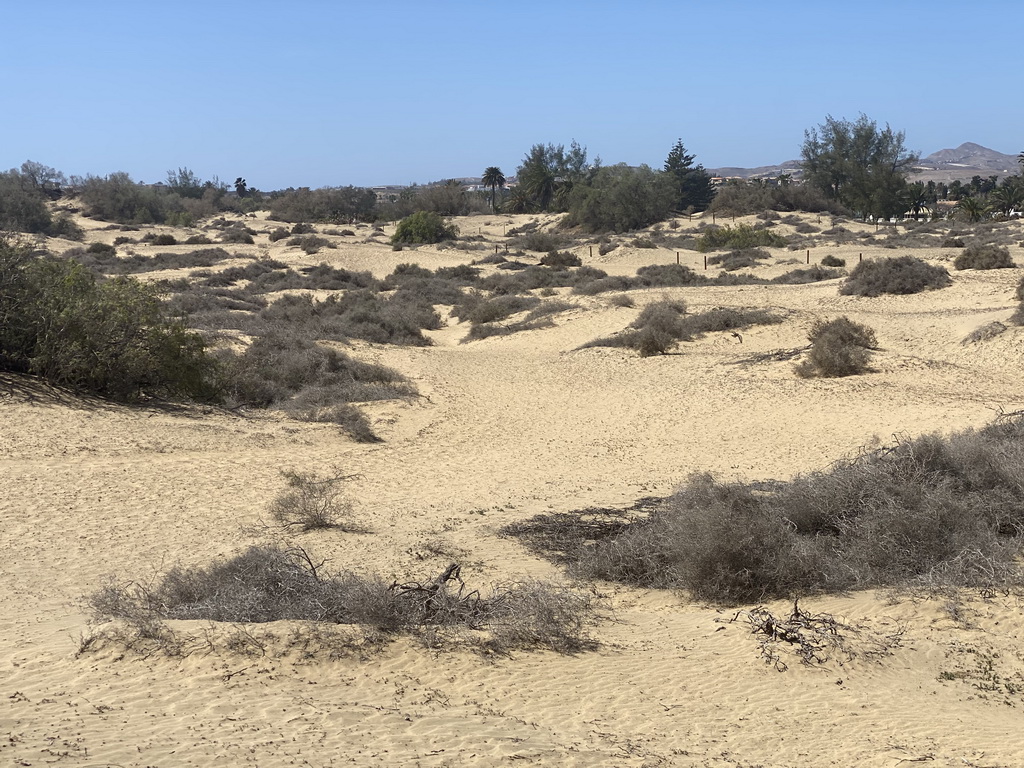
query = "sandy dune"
(2, 211, 1024, 766)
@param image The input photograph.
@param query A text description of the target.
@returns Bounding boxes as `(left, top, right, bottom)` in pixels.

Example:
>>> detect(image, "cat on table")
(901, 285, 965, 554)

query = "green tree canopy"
(801, 114, 918, 219)
(516, 140, 594, 212)
(663, 139, 715, 212)
(564, 164, 674, 233)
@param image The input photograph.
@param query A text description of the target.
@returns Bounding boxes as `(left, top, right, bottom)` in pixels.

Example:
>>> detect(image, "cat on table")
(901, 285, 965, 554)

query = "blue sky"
(3, 0, 1021, 190)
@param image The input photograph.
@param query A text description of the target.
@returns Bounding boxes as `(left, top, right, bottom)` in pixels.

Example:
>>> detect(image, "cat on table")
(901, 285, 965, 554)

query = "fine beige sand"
(2, 211, 1024, 766)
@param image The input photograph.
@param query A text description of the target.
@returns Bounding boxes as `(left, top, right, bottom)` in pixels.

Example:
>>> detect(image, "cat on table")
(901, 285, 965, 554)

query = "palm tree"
(503, 186, 535, 214)
(482, 167, 505, 212)
(989, 180, 1024, 217)
(956, 195, 987, 223)
(903, 181, 928, 220)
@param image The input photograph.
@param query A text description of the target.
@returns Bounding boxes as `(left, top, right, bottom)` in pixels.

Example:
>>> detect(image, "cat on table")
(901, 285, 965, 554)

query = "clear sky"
(3, 0, 1021, 190)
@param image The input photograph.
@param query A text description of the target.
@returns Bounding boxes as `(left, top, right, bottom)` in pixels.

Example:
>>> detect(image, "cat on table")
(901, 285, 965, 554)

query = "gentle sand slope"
(2, 212, 1023, 766)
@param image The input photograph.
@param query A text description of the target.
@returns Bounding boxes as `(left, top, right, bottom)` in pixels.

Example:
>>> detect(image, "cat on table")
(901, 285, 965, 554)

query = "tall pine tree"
(664, 140, 715, 212)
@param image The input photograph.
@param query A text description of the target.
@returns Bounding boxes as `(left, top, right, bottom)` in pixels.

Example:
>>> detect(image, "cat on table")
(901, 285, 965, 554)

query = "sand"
(2, 211, 1024, 766)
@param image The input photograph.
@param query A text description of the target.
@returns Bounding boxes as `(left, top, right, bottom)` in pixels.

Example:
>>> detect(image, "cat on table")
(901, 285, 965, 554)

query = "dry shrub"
(540, 250, 582, 267)
(287, 234, 336, 255)
(954, 244, 1015, 270)
(562, 416, 1024, 603)
(772, 265, 845, 284)
(820, 254, 845, 267)
(583, 303, 780, 355)
(220, 227, 255, 244)
(795, 316, 877, 378)
(269, 470, 356, 531)
(708, 248, 770, 271)
(609, 293, 635, 308)
(89, 551, 595, 654)
(840, 255, 951, 297)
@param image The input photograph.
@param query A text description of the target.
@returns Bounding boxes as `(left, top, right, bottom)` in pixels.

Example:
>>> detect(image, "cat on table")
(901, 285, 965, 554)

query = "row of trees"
(4, 121, 1021, 237)
(481, 138, 715, 232)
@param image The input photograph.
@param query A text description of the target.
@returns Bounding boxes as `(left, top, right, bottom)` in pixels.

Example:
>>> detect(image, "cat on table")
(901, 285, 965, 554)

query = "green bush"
(954, 244, 1015, 270)
(0, 170, 57, 233)
(820, 254, 845, 267)
(0, 238, 218, 401)
(151, 234, 178, 246)
(840, 256, 951, 297)
(268, 227, 290, 242)
(795, 316, 877, 378)
(695, 223, 788, 252)
(391, 211, 459, 244)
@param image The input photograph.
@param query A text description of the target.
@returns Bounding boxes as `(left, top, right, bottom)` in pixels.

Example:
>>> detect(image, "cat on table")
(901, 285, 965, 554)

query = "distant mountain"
(708, 160, 802, 180)
(709, 142, 1020, 183)
(915, 142, 1018, 173)
(707, 160, 802, 180)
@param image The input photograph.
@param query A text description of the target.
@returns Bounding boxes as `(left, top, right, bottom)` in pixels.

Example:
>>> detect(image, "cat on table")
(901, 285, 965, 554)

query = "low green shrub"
(820, 254, 845, 267)
(695, 224, 787, 252)
(151, 234, 177, 246)
(392, 211, 459, 244)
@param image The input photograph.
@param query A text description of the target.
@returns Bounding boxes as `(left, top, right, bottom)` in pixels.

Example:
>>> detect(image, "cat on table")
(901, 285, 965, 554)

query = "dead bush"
(89, 552, 595, 654)
(795, 316, 877, 378)
(269, 469, 357, 531)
